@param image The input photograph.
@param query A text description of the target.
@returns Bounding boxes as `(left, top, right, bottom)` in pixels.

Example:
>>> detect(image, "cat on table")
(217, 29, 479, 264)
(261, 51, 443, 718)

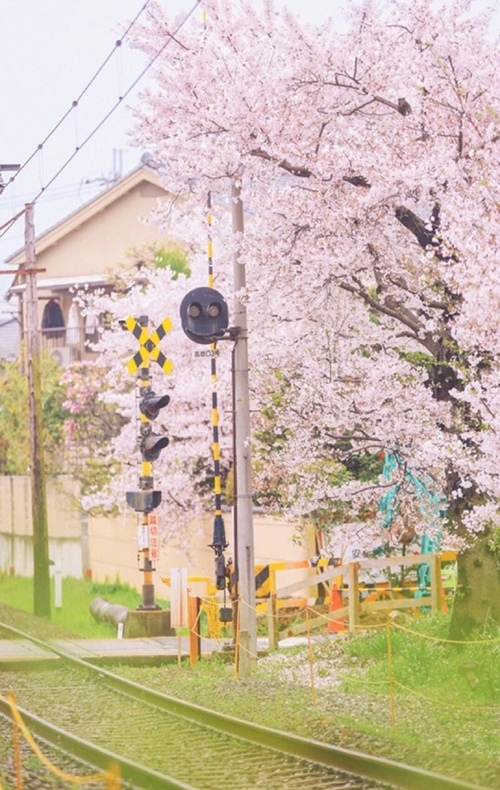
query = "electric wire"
(0, 178, 109, 207)
(2, 0, 153, 195)
(0, 0, 201, 243)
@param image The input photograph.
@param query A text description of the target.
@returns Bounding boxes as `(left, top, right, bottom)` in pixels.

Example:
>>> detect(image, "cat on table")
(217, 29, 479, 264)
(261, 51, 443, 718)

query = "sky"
(0, 0, 340, 307)
(0, 0, 498, 307)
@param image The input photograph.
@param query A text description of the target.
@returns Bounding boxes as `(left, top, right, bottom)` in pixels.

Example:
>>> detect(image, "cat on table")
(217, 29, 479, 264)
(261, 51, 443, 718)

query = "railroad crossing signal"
(140, 391, 170, 421)
(123, 314, 174, 612)
(179, 287, 228, 345)
(140, 430, 169, 462)
(124, 315, 174, 374)
(138, 386, 171, 463)
(125, 314, 173, 512)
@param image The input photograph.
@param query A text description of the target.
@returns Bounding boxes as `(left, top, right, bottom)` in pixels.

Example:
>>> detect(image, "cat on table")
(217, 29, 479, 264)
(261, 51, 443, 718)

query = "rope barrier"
(250, 598, 498, 716)
(305, 605, 386, 630)
(341, 676, 392, 688)
(189, 604, 203, 635)
(184, 586, 498, 719)
(392, 680, 500, 710)
(3, 692, 120, 787)
(12, 693, 22, 790)
(390, 620, 500, 645)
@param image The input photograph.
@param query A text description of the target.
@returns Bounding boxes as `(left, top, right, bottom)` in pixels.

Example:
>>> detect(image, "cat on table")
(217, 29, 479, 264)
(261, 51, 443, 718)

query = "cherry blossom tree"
(102, 0, 500, 635)
(70, 262, 234, 557)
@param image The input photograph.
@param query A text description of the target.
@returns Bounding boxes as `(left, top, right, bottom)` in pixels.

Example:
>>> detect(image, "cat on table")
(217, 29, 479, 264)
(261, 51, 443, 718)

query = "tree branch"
(341, 95, 412, 117)
(339, 279, 440, 356)
(248, 147, 313, 177)
(394, 205, 436, 248)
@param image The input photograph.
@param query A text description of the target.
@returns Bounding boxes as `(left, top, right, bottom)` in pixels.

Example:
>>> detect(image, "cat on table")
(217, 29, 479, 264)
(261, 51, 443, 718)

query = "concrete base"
(123, 608, 175, 638)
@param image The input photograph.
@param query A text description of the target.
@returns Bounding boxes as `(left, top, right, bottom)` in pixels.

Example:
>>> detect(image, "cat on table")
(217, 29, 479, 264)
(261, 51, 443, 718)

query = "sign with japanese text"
(148, 513, 160, 561)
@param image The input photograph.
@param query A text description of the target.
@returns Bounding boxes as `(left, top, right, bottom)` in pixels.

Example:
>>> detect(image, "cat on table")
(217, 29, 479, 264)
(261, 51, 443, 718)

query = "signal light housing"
(140, 432, 169, 462)
(140, 391, 170, 421)
(126, 489, 162, 512)
(179, 286, 229, 345)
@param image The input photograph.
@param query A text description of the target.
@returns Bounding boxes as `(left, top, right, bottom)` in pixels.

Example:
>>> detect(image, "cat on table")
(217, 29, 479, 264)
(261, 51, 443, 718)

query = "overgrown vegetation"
(0, 576, 498, 786)
(122, 612, 500, 787)
(0, 354, 68, 475)
(0, 574, 169, 637)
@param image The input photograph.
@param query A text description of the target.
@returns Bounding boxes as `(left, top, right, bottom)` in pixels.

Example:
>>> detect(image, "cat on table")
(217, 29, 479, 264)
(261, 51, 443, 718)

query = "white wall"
(0, 476, 313, 599)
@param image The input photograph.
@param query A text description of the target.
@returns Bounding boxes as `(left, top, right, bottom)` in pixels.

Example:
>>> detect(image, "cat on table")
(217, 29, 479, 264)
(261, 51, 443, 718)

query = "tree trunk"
(449, 529, 500, 639)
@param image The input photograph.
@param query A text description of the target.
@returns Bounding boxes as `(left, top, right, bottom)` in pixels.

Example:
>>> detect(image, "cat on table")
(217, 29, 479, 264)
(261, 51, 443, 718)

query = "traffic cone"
(327, 583, 345, 633)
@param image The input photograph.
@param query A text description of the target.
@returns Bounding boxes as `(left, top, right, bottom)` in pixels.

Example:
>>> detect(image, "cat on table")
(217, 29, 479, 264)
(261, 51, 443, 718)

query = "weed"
(0, 575, 170, 638)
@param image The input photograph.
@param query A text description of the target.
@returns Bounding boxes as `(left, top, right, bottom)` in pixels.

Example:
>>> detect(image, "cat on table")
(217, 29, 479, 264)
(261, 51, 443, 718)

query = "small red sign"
(148, 514, 160, 560)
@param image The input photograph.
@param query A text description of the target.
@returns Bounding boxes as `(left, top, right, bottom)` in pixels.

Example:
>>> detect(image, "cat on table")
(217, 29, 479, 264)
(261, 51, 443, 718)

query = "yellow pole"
(386, 620, 396, 730)
(306, 607, 317, 705)
(138, 355, 156, 608)
(206, 192, 229, 592)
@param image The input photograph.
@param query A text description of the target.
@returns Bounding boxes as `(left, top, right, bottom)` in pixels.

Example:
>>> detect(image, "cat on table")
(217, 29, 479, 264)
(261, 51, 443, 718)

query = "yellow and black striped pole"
(124, 314, 172, 609)
(136, 317, 158, 609)
(124, 312, 173, 617)
(206, 192, 228, 590)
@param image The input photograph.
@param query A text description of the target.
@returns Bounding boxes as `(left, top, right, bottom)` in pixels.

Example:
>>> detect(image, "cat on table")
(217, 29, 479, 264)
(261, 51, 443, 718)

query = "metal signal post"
(205, 194, 230, 608)
(179, 195, 232, 621)
(125, 314, 173, 610)
(231, 179, 256, 673)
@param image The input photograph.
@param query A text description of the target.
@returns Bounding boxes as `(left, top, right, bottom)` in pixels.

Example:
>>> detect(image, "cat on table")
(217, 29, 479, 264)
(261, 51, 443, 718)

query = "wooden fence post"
(189, 596, 201, 664)
(430, 554, 441, 614)
(267, 593, 278, 650)
(348, 561, 360, 633)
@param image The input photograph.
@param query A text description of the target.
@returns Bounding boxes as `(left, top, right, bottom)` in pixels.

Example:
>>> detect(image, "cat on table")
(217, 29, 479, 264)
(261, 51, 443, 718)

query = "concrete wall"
(0, 476, 312, 599)
(0, 476, 84, 578)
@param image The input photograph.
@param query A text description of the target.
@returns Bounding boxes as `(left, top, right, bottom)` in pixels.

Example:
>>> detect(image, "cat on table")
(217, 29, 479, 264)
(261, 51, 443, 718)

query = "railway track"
(0, 621, 491, 790)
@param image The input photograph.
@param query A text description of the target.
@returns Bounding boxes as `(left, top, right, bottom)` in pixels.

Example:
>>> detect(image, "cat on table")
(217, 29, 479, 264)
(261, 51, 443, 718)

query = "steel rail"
(0, 694, 195, 790)
(0, 621, 492, 790)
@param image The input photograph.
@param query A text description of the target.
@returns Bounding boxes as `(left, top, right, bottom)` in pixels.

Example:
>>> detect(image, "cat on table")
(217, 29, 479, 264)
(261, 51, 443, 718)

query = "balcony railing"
(26, 325, 100, 366)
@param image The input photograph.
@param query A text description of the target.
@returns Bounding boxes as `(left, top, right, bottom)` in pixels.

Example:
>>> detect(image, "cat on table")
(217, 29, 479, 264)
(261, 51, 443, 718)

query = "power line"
(2, 0, 154, 196)
(0, 0, 201, 243)
(0, 178, 108, 209)
(31, 0, 201, 203)
(0, 208, 26, 235)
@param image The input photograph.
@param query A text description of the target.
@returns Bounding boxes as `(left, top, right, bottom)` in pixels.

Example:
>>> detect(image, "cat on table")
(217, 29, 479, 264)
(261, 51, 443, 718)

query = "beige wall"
(87, 508, 313, 602)
(0, 476, 83, 577)
(0, 476, 312, 600)
(7, 171, 172, 341)
(35, 182, 168, 283)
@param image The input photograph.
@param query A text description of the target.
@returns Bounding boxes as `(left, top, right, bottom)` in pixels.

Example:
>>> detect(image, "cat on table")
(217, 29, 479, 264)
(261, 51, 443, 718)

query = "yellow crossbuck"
(124, 316, 174, 375)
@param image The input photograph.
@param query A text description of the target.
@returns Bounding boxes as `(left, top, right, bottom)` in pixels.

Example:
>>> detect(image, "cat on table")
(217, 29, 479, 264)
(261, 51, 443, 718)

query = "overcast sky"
(0, 0, 498, 304)
(0, 0, 339, 301)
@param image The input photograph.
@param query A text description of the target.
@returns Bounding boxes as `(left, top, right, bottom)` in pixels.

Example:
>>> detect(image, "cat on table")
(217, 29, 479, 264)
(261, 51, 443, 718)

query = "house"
(0, 164, 315, 597)
(0, 314, 20, 360)
(3, 164, 171, 364)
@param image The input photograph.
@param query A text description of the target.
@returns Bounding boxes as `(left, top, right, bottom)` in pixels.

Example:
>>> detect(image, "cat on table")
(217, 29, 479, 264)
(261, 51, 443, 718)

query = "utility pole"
(25, 203, 51, 618)
(231, 178, 256, 673)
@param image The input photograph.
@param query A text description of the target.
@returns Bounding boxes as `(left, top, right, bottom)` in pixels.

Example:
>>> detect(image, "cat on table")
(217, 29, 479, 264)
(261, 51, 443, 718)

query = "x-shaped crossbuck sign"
(124, 316, 174, 375)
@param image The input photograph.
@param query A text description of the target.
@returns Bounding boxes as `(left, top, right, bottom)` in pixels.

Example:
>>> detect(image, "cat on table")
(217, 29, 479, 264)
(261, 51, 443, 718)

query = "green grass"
(0, 575, 499, 786)
(115, 613, 500, 787)
(0, 573, 169, 637)
(340, 613, 500, 705)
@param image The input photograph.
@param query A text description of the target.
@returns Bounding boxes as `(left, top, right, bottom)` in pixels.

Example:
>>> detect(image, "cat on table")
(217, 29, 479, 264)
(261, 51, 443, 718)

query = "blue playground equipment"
(377, 451, 447, 597)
